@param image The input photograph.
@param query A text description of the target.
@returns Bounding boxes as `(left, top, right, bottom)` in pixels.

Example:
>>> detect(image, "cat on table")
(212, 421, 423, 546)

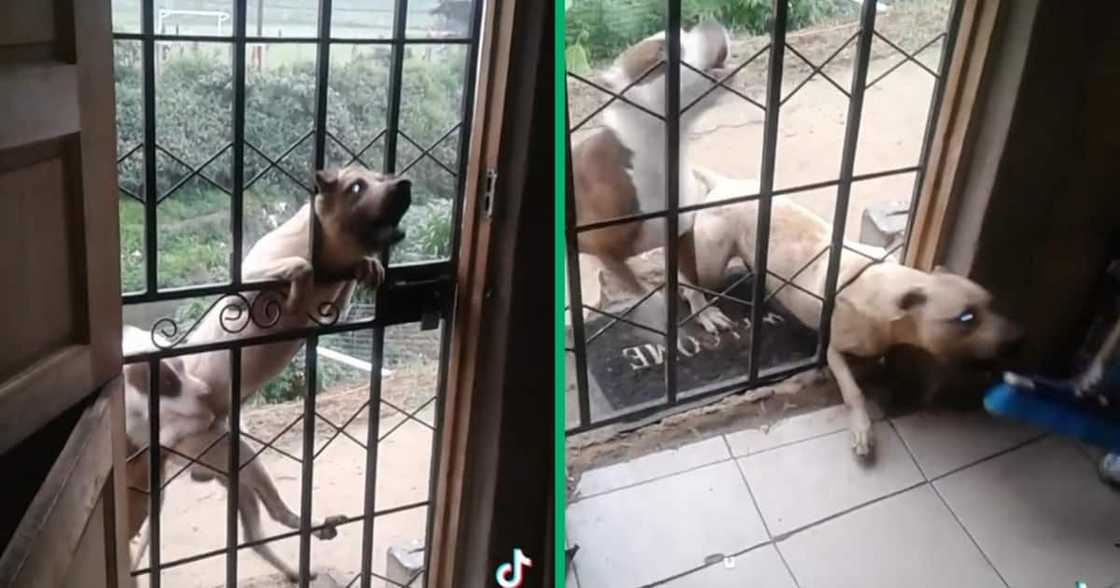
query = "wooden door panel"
(0, 150, 84, 381)
(0, 0, 121, 456)
(0, 0, 126, 584)
(0, 381, 126, 588)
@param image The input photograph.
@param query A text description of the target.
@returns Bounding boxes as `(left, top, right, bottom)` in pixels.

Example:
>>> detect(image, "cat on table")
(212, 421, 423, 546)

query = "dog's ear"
(315, 168, 340, 195)
(157, 358, 184, 398)
(898, 288, 928, 312)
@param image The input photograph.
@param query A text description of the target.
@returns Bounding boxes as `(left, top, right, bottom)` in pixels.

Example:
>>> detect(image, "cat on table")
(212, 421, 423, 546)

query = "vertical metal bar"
(663, 0, 681, 404)
(147, 358, 162, 588)
(748, 0, 788, 382)
(312, 0, 333, 170)
(298, 335, 319, 587)
(359, 328, 385, 588)
(310, 0, 332, 285)
(818, 0, 878, 359)
(901, 0, 964, 261)
(383, 0, 409, 174)
(142, 0, 158, 294)
(563, 101, 592, 427)
(231, 0, 248, 284)
(225, 348, 242, 587)
(422, 0, 482, 575)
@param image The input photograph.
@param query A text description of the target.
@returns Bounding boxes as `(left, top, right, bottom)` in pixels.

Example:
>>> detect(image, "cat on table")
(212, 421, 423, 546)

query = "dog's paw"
(696, 306, 735, 334)
(353, 257, 386, 289)
(849, 413, 873, 457)
(314, 515, 347, 540)
(278, 259, 314, 314)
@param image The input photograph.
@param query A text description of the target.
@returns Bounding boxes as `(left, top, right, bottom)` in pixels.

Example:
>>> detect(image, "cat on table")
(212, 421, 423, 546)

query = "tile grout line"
(888, 418, 930, 480)
(579, 417, 1053, 587)
(770, 478, 928, 542)
(725, 434, 804, 588)
(574, 414, 885, 503)
(888, 419, 1013, 588)
(631, 422, 1042, 587)
(927, 433, 1049, 484)
(571, 451, 736, 502)
(640, 540, 778, 587)
(928, 479, 1012, 588)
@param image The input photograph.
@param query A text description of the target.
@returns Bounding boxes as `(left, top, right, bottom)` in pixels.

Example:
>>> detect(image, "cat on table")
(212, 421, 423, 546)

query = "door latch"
(483, 168, 498, 218)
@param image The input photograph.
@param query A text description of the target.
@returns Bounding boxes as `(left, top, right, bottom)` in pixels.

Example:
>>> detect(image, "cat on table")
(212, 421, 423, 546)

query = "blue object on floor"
(984, 374, 1120, 453)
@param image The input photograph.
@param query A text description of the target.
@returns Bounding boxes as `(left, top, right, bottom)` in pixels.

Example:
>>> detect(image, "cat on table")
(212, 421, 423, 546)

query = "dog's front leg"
(827, 345, 874, 457)
(244, 256, 313, 314)
(679, 231, 734, 334)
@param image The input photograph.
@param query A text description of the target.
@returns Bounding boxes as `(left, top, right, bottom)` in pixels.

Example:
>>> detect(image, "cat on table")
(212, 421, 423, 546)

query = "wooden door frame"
(905, 0, 1006, 270)
(428, 0, 553, 584)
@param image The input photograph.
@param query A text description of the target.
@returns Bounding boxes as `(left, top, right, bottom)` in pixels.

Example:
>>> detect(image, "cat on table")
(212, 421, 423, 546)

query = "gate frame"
(564, 0, 972, 434)
(115, 0, 487, 585)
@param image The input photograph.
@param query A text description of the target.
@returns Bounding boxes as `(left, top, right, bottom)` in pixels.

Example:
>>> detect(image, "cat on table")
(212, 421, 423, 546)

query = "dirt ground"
(133, 363, 438, 588)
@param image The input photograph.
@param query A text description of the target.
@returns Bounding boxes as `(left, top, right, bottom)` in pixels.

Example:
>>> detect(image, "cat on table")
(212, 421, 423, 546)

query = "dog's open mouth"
(363, 179, 411, 250)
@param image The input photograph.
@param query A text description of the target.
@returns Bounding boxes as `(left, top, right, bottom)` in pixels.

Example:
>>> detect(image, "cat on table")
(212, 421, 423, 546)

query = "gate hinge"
(482, 168, 498, 218)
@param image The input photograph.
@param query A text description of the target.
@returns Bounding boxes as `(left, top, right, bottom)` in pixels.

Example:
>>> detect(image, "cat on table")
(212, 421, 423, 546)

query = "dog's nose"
(386, 177, 412, 205)
(998, 327, 1026, 358)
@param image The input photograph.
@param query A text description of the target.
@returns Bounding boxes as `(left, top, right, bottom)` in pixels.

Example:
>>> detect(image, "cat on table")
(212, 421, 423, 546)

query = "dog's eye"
(957, 308, 977, 326)
(350, 181, 364, 195)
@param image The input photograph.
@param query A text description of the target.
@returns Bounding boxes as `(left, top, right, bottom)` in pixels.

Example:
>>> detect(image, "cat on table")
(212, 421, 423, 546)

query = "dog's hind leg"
(240, 439, 345, 540)
(236, 485, 305, 582)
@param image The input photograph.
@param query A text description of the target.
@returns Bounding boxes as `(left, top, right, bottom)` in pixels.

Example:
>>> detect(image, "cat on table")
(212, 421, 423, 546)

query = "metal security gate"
(564, 0, 964, 433)
(113, 0, 482, 585)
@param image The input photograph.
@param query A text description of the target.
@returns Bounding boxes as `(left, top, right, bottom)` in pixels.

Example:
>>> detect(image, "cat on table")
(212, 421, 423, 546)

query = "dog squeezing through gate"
(123, 166, 411, 581)
(689, 168, 1024, 457)
(573, 20, 738, 335)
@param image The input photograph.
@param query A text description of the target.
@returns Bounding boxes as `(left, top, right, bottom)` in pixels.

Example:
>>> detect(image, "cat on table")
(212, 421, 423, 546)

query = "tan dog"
(124, 166, 411, 580)
(690, 168, 1023, 456)
(573, 21, 737, 334)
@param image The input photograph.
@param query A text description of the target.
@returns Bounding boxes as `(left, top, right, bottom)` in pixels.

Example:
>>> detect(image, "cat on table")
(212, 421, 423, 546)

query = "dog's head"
(894, 267, 1025, 363)
(603, 20, 731, 117)
(313, 165, 412, 256)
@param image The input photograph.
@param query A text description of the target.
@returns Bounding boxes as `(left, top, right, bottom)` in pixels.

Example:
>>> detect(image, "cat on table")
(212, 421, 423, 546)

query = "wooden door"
(0, 0, 128, 585)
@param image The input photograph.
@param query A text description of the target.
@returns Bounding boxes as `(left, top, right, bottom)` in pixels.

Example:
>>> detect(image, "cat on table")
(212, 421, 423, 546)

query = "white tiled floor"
(566, 407, 1120, 587)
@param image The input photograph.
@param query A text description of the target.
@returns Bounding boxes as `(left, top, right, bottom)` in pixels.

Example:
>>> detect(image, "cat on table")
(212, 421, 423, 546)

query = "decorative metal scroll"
(150, 288, 342, 350)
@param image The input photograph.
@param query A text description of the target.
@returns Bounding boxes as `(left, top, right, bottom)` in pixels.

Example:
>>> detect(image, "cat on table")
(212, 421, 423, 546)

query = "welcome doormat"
(583, 270, 819, 411)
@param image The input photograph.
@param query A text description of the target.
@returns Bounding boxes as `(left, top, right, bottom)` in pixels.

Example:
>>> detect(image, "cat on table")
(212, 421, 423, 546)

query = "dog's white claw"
(697, 307, 735, 334)
(354, 258, 385, 289)
(849, 412, 873, 457)
(850, 426, 873, 457)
